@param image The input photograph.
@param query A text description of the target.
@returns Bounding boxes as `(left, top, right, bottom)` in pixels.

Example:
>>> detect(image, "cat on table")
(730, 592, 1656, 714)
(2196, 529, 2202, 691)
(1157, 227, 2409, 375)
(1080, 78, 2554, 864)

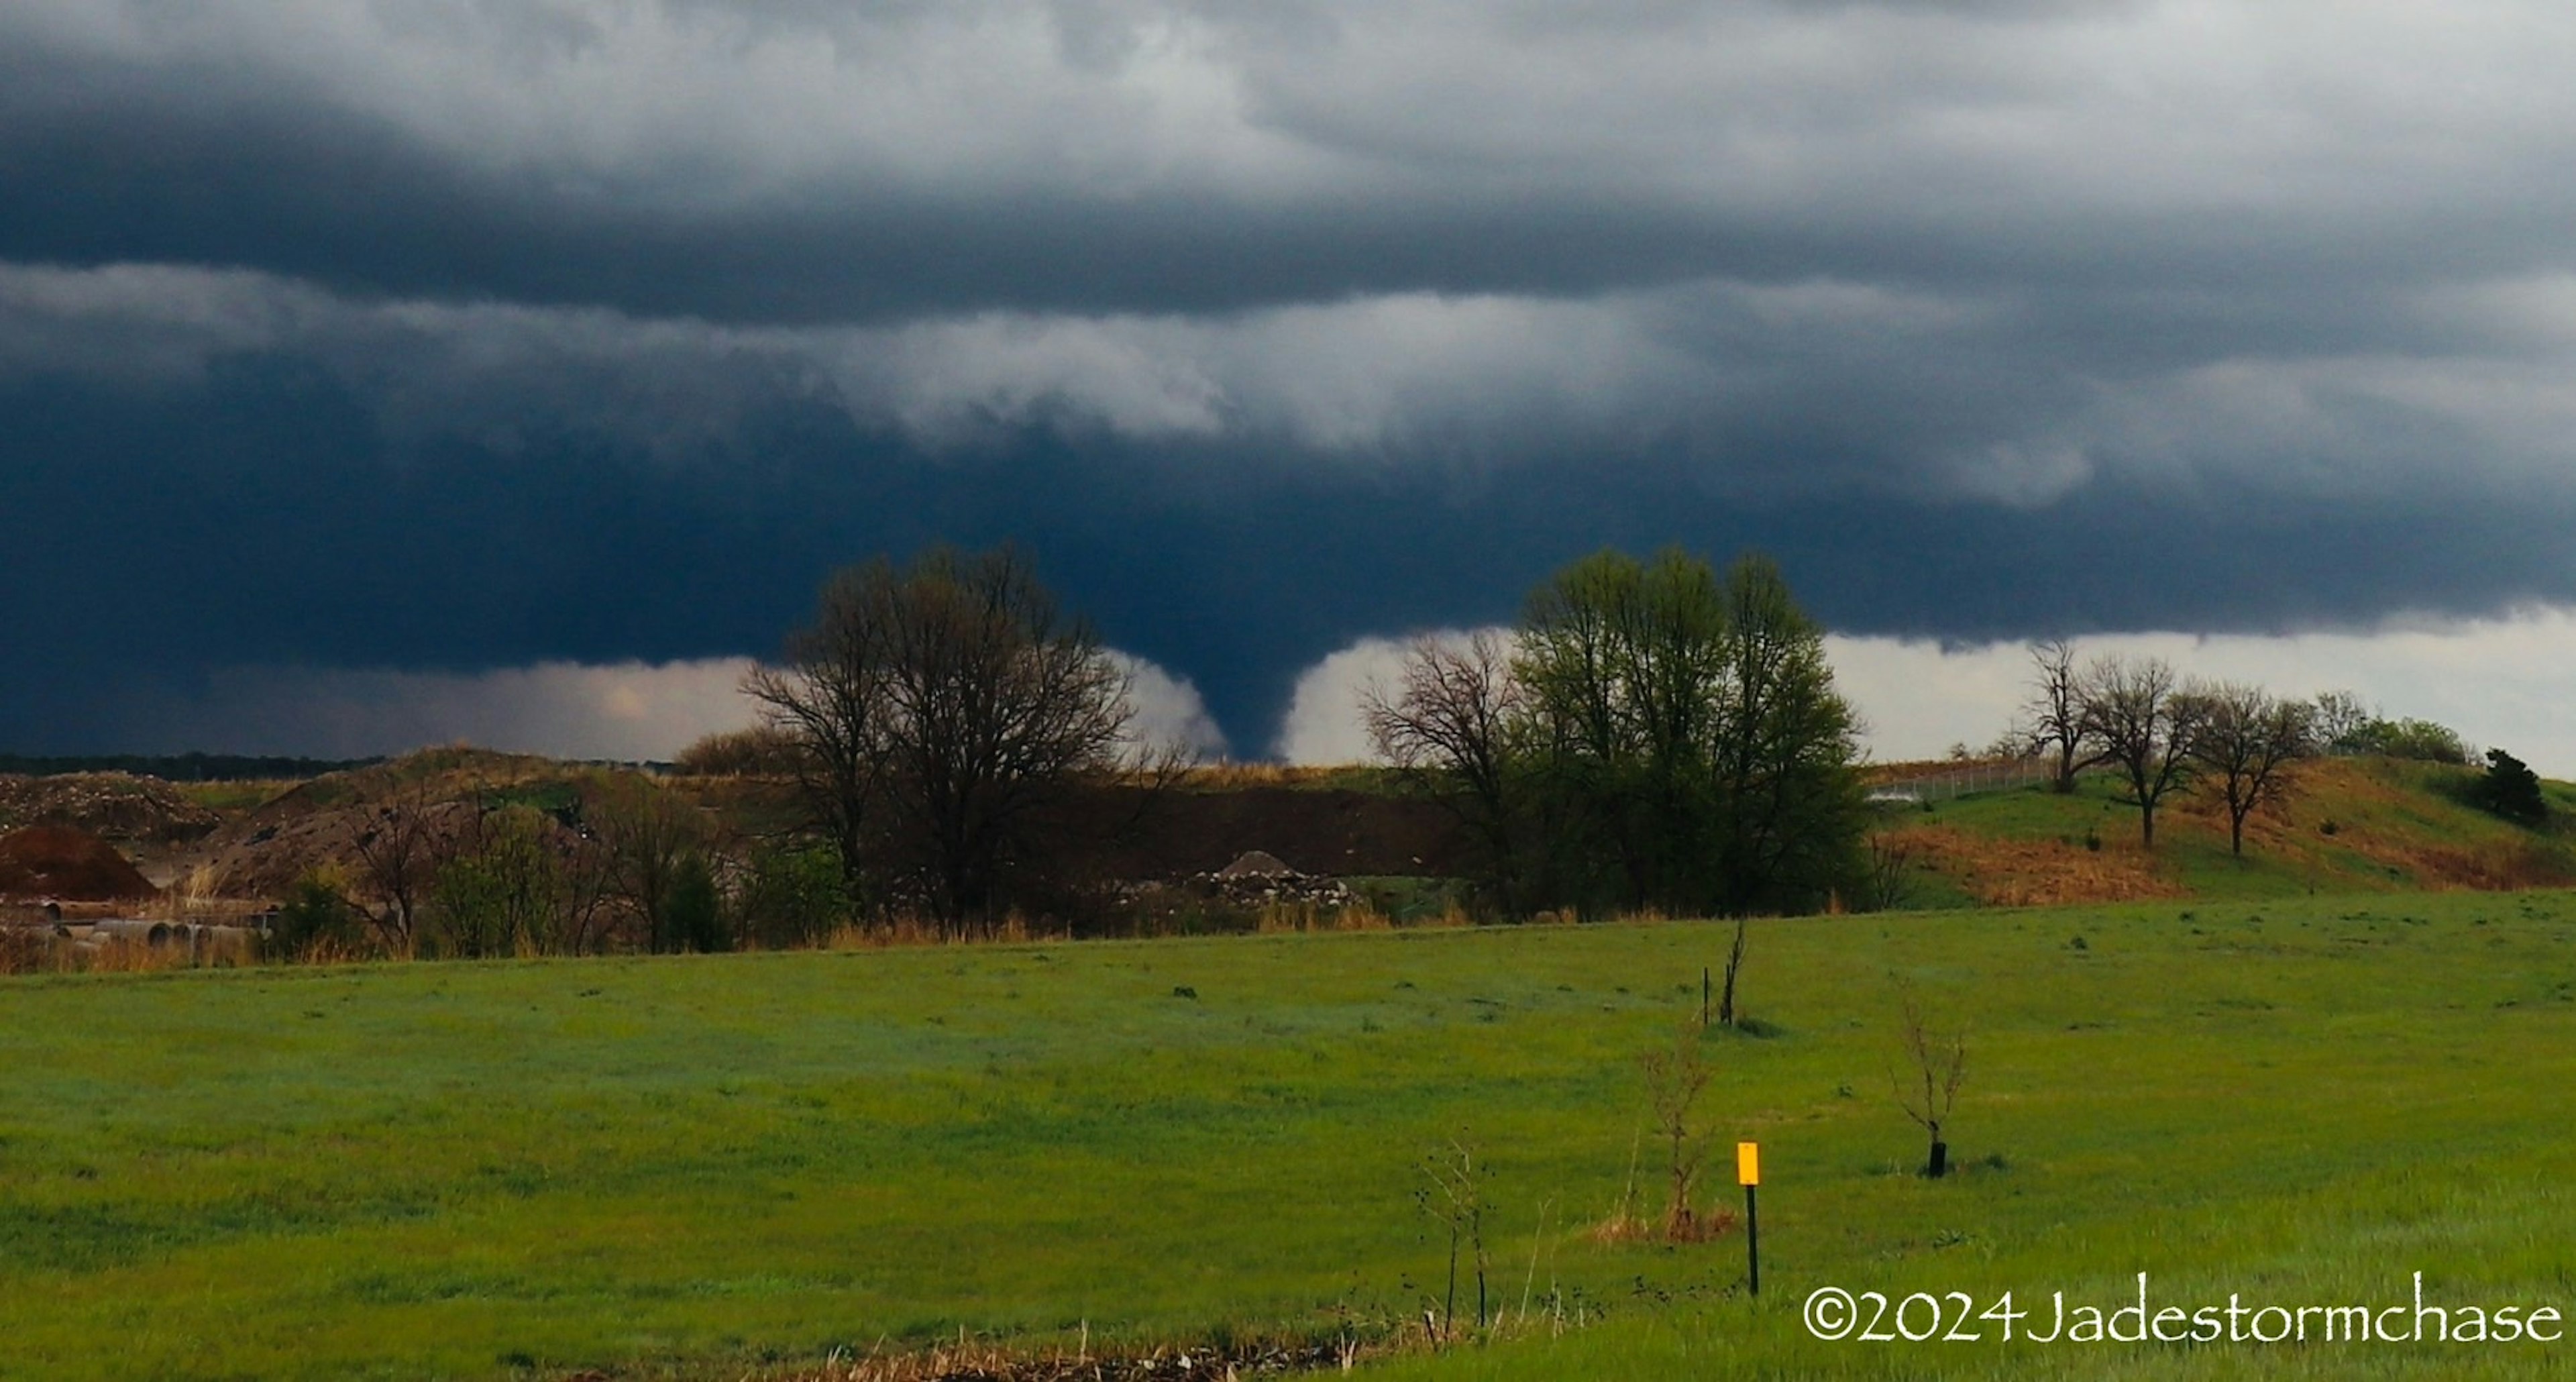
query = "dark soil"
(0, 826, 158, 901)
(1077, 785, 1468, 880)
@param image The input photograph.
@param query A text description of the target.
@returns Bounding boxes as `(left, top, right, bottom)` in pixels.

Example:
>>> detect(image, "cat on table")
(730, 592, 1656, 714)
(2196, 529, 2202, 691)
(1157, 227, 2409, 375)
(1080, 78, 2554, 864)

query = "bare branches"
(748, 546, 1136, 932)
(2077, 654, 2203, 849)
(347, 782, 440, 956)
(2013, 638, 2111, 793)
(1640, 1029, 1715, 1238)
(1362, 631, 1527, 910)
(1890, 992, 1968, 1178)
(2180, 681, 2316, 856)
(1415, 1138, 1490, 1336)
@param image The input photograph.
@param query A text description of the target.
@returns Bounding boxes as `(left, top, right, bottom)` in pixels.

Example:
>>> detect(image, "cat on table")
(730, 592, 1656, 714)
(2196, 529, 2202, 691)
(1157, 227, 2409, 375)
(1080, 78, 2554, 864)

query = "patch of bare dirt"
(0, 826, 158, 901)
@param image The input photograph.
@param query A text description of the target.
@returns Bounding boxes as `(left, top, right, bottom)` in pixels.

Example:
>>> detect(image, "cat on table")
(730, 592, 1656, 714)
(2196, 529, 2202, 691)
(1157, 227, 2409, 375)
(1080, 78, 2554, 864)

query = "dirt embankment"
(1070, 784, 1468, 880)
(0, 826, 158, 902)
(0, 774, 220, 845)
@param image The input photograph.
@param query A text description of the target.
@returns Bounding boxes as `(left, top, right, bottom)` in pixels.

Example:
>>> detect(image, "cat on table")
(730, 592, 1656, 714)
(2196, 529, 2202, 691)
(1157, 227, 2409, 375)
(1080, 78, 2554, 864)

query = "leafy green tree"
(2469, 748, 2548, 826)
(425, 806, 564, 957)
(1502, 547, 1864, 916)
(1708, 555, 1867, 914)
(664, 852, 727, 953)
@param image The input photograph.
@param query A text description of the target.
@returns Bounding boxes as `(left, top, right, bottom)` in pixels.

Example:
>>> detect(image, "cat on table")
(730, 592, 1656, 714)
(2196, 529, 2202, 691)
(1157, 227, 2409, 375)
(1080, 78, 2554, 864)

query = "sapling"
(1639, 1027, 1713, 1238)
(1890, 992, 1968, 1177)
(1416, 1138, 1490, 1337)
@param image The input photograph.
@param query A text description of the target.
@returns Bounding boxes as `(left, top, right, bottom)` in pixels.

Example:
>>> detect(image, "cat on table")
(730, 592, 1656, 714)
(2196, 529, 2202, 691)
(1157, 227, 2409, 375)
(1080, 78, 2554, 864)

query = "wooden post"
(1701, 966, 1711, 1028)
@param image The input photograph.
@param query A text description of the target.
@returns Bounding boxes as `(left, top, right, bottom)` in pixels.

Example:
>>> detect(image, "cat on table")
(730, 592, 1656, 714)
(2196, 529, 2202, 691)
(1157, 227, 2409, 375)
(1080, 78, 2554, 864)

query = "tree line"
(2006, 639, 2545, 855)
(278, 773, 851, 959)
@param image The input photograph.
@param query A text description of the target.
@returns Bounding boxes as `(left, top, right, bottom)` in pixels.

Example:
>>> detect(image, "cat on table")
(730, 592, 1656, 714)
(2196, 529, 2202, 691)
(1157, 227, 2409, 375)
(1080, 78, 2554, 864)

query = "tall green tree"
(1459, 546, 1867, 917)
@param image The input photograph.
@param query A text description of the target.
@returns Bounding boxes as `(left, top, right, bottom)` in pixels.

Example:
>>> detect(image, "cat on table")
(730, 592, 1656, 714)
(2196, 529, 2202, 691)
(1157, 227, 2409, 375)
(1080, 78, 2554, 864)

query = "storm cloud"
(7, 2, 2576, 761)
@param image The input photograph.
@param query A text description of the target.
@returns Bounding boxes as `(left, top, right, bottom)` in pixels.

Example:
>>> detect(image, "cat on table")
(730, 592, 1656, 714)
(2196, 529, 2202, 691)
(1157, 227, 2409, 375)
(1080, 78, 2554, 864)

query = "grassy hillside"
(1881, 756, 2576, 908)
(5, 891, 2576, 1378)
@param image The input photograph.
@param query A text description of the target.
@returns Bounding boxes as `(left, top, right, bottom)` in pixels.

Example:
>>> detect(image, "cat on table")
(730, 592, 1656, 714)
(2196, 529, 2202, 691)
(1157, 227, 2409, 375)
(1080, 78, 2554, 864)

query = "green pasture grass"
(6, 892, 2576, 1379)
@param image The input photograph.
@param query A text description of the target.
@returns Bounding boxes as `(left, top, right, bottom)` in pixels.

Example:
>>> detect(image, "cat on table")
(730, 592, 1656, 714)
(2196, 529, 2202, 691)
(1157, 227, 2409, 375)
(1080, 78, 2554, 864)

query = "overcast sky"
(9, 2, 2576, 768)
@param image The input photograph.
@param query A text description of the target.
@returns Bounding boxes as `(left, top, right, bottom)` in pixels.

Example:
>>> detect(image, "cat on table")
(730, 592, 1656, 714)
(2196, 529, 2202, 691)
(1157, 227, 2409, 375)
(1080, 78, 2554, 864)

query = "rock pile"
(0, 774, 222, 845)
(1195, 851, 1356, 908)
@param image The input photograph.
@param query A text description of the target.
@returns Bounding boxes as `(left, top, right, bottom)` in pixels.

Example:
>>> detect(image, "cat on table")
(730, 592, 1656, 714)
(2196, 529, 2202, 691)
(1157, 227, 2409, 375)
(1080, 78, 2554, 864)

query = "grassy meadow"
(5, 889, 2576, 1379)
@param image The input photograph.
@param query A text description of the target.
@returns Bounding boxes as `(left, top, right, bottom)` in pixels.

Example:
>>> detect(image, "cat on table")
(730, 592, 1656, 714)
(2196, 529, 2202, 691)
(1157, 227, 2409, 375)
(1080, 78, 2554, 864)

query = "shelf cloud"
(8, 3, 2576, 761)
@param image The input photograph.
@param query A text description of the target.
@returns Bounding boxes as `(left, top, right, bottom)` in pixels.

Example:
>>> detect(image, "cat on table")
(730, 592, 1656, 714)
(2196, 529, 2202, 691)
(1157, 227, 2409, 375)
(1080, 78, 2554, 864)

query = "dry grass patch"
(1885, 824, 2186, 906)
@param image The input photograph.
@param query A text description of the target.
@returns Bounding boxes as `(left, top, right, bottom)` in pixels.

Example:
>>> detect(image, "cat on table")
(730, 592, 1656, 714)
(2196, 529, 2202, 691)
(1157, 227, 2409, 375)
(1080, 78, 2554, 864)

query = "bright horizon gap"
(43, 605, 2576, 780)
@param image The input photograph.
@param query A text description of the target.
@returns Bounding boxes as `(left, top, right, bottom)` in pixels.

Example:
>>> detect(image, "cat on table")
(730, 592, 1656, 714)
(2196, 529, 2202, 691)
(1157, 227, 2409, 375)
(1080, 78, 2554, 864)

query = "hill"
(1879, 755, 2576, 908)
(76, 747, 2576, 917)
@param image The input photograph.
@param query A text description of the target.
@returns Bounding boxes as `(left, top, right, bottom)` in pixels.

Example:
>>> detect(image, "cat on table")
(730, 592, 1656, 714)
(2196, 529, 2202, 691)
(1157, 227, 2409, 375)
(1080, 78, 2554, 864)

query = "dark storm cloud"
(12, 2, 2576, 323)
(12, 3, 2576, 755)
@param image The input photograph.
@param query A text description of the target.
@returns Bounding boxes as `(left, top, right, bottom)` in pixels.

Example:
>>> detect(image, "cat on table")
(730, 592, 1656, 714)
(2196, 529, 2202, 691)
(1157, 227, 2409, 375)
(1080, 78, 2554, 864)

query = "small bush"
(733, 843, 852, 948)
(270, 870, 370, 961)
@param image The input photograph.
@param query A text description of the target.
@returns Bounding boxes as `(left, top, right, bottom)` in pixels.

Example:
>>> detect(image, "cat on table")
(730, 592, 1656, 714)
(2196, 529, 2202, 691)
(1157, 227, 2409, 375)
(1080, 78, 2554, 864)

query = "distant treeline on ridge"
(0, 753, 384, 782)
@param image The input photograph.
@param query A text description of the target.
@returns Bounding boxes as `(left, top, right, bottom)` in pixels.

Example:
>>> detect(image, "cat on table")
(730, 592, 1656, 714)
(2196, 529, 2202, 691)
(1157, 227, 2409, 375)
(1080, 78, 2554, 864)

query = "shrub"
(664, 852, 727, 953)
(2467, 748, 2548, 826)
(271, 869, 371, 961)
(733, 843, 853, 948)
(423, 806, 565, 957)
(2343, 716, 2471, 765)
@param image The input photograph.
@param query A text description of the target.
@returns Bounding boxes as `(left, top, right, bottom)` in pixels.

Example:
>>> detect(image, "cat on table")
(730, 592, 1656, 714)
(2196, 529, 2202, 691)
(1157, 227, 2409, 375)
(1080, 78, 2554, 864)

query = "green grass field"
(7, 890, 2576, 1379)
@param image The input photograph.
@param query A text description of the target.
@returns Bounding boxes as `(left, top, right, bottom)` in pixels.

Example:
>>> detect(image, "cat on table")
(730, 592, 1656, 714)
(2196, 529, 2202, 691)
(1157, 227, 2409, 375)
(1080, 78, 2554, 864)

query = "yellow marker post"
(1737, 1140, 1762, 1297)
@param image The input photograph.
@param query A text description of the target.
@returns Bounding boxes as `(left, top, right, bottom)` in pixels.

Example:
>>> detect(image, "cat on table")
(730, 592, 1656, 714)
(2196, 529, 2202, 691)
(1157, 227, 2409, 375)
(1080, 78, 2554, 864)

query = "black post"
(1744, 1183, 1760, 1296)
(1701, 966, 1711, 1028)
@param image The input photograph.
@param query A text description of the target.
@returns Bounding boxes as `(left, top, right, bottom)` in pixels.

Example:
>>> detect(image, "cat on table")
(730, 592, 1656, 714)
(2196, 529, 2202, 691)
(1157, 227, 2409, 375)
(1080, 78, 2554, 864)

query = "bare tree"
(589, 776, 716, 952)
(1890, 992, 1968, 1179)
(749, 546, 1137, 931)
(2309, 690, 2371, 753)
(2180, 681, 2315, 856)
(348, 784, 440, 955)
(1716, 916, 1750, 1026)
(745, 568, 896, 899)
(1362, 630, 1527, 911)
(2078, 655, 2204, 848)
(2016, 638, 2106, 793)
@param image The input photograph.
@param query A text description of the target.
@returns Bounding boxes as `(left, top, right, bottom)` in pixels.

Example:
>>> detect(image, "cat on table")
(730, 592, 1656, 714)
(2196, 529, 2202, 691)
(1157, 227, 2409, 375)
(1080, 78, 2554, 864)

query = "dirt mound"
(192, 799, 498, 902)
(0, 774, 221, 845)
(0, 826, 158, 901)
(1215, 849, 1298, 878)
